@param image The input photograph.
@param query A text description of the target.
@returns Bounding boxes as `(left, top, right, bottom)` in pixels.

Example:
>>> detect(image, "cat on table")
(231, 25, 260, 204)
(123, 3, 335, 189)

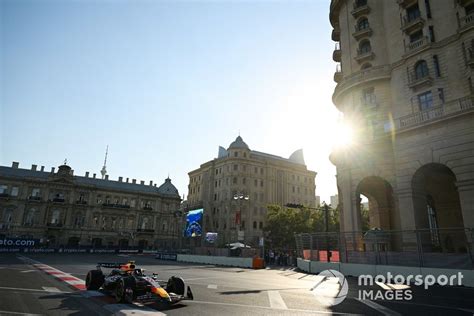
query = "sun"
(333, 122, 354, 148)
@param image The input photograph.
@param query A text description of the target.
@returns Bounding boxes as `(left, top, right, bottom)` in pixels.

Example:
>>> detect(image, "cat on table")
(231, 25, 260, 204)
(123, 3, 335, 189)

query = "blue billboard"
(184, 208, 203, 237)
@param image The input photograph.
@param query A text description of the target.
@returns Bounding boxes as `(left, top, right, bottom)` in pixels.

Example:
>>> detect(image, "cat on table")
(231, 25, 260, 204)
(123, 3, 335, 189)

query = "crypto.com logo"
(310, 269, 349, 307)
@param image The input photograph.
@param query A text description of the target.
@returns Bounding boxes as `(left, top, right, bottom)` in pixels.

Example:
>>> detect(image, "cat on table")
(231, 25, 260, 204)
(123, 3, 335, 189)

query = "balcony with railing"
(351, 1, 370, 18)
(28, 196, 42, 201)
(407, 71, 433, 90)
(0, 193, 10, 199)
(332, 29, 340, 41)
(75, 200, 88, 205)
(102, 203, 131, 209)
(136, 228, 155, 234)
(334, 64, 342, 83)
(355, 49, 374, 64)
(333, 42, 341, 62)
(405, 36, 430, 53)
(460, 13, 474, 32)
(143, 206, 153, 211)
(397, 96, 474, 130)
(401, 14, 424, 33)
(352, 25, 372, 41)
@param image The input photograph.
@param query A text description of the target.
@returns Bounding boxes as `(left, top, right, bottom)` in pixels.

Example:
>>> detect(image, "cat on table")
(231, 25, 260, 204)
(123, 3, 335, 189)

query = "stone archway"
(356, 176, 398, 231)
(412, 163, 466, 253)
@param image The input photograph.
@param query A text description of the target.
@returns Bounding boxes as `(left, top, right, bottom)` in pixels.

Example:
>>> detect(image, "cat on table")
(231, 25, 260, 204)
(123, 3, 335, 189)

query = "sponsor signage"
(118, 249, 140, 254)
(0, 238, 39, 247)
(90, 249, 116, 253)
(155, 252, 177, 261)
(24, 248, 56, 253)
(0, 248, 21, 253)
(59, 248, 88, 253)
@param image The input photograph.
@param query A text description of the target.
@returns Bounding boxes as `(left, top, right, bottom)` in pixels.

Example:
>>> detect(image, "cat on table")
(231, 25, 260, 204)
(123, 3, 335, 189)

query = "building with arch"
(329, 0, 474, 252)
(0, 161, 181, 249)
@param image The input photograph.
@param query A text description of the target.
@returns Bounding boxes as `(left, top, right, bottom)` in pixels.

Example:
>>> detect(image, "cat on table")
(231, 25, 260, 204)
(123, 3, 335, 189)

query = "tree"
(263, 204, 340, 250)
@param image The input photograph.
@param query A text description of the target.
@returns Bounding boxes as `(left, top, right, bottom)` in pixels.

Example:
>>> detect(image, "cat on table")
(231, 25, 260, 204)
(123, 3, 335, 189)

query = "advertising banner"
(184, 208, 203, 237)
(155, 252, 177, 261)
(0, 238, 39, 247)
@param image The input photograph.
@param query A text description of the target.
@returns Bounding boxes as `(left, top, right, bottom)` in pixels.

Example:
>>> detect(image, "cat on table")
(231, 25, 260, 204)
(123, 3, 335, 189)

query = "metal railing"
(406, 36, 429, 52)
(397, 95, 474, 129)
(295, 228, 474, 269)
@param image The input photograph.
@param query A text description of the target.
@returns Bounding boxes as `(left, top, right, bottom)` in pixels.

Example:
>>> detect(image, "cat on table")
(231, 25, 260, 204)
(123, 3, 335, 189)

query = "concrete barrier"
(177, 254, 253, 268)
(297, 259, 474, 287)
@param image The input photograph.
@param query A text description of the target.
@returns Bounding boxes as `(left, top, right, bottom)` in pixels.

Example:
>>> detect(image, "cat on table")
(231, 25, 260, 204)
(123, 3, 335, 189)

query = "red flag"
(235, 211, 241, 225)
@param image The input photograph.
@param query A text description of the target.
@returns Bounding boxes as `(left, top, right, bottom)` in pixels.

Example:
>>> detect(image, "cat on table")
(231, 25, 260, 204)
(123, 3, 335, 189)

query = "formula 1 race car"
(85, 261, 193, 305)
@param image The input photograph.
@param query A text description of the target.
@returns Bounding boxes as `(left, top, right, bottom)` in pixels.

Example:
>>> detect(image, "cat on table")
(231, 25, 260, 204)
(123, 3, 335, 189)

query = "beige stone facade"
(187, 136, 317, 246)
(0, 162, 181, 249)
(329, 0, 474, 250)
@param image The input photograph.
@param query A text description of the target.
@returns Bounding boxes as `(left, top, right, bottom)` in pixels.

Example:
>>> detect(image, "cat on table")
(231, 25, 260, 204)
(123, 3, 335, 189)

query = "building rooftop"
(0, 163, 180, 198)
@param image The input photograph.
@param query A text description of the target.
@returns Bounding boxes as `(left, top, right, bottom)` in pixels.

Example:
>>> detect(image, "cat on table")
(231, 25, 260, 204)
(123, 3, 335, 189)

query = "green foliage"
(263, 204, 340, 250)
(360, 204, 370, 231)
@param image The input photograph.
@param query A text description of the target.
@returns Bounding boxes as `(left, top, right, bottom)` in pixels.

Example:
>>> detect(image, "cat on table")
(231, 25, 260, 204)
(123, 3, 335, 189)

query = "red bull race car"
(85, 261, 193, 305)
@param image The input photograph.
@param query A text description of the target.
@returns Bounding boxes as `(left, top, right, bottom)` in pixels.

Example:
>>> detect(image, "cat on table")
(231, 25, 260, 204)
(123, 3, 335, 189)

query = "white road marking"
(0, 286, 71, 293)
(458, 308, 474, 313)
(375, 282, 392, 290)
(267, 290, 288, 309)
(20, 270, 36, 273)
(357, 299, 401, 316)
(187, 300, 358, 315)
(0, 310, 43, 316)
(41, 287, 62, 293)
(207, 284, 217, 289)
(102, 304, 166, 315)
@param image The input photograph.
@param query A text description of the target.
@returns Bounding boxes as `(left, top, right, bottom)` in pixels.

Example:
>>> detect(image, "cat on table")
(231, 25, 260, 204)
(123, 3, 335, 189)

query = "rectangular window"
(242, 178, 246, 185)
(233, 164, 238, 171)
(32, 188, 40, 197)
(233, 177, 237, 184)
(425, 0, 431, 18)
(260, 168, 264, 175)
(429, 26, 435, 42)
(260, 180, 264, 187)
(234, 151, 238, 157)
(433, 55, 441, 77)
(215, 169, 218, 175)
(11, 187, 19, 196)
(438, 88, 445, 104)
(407, 4, 420, 22)
(0, 185, 7, 194)
(418, 91, 433, 111)
(254, 167, 258, 173)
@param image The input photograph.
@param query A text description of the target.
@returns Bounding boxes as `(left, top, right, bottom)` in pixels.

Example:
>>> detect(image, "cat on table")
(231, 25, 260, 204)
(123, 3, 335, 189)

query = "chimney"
(12, 162, 19, 169)
(31, 164, 37, 171)
(140, 180, 145, 185)
(105, 175, 109, 180)
(51, 167, 55, 173)
(71, 169, 74, 175)
(132, 179, 136, 184)
(149, 180, 153, 186)
(119, 177, 123, 182)
(126, 178, 129, 183)
(85, 172, 89, 178)
(154, 184, 157, 187)
(93, 173, 96, 179)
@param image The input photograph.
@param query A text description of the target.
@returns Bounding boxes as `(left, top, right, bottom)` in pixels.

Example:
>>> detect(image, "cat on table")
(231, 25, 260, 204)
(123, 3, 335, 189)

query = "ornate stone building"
(0, 161, 181, 249)
(187, 136, 317, 246)
(329, 0, 474, 250)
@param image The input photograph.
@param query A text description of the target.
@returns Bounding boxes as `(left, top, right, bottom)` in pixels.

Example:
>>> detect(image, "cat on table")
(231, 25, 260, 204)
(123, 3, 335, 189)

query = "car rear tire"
(166, 276, 185, 296)
(115, 277, 135, 303)
(85, 270, 104, 291)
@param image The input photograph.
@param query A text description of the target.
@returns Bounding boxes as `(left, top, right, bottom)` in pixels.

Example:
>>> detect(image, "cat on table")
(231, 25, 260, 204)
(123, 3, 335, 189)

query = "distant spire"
(101, 145, 108, 179)
(63, 158, 68, 165)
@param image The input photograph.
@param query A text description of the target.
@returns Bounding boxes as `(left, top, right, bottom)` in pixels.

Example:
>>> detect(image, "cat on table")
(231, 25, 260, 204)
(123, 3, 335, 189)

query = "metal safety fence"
(295, 228, 474, 270)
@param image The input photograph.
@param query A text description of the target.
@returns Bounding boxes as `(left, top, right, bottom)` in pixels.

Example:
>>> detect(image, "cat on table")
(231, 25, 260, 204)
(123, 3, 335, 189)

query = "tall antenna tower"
(101, 145, 108, 179)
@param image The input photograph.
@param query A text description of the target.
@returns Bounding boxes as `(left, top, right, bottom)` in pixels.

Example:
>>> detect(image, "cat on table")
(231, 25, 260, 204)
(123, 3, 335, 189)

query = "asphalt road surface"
(0, 253, 473, 315)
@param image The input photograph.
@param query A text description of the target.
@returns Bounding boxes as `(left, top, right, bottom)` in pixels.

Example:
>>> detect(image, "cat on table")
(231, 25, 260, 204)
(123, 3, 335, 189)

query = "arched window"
(359, 40, 371, 54)
(415, 60, 429, 79)
(357, 18, 369, 31)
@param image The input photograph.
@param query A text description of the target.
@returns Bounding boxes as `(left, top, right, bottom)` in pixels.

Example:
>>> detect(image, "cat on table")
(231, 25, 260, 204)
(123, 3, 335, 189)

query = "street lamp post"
(233, 192, 249, 242)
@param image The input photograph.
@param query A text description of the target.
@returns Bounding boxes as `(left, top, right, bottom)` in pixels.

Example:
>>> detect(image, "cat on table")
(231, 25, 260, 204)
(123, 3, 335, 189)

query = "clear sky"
(1, 0, 341, 203)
